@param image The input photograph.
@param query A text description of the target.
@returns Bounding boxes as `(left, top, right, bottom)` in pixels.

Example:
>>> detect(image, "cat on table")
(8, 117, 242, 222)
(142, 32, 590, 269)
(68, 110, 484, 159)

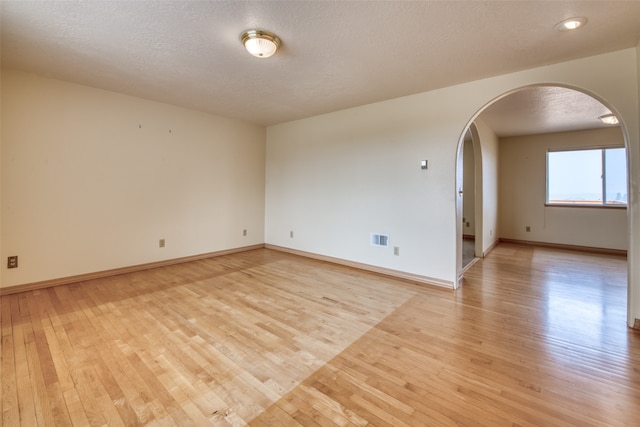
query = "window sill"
(545, 203, 627, 209)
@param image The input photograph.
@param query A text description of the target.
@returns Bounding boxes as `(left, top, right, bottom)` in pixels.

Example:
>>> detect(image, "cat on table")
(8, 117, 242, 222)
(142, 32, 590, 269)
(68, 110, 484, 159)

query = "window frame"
(545, 146, 627, 208)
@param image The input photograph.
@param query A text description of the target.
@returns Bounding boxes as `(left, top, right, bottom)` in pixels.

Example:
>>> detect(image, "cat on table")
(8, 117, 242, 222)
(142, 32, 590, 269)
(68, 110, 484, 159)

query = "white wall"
(265, 48, 639, 325)
(499, 127, 627, 250)
(1, 69, 266, 288)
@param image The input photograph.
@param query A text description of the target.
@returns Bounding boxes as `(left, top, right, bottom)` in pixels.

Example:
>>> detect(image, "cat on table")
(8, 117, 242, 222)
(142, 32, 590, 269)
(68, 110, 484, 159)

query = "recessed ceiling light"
(554, 17, 588, 32)
(241, 30, 281, 58)
(598, 114, 619, 125)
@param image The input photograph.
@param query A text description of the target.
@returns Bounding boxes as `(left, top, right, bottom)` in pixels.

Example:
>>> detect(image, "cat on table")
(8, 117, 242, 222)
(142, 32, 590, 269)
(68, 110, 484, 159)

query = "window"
(547, 147, 627, 206)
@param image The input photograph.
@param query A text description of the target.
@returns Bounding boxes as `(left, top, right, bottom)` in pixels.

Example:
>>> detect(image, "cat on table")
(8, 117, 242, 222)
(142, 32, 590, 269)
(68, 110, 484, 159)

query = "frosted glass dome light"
(241, 30, 281, 58)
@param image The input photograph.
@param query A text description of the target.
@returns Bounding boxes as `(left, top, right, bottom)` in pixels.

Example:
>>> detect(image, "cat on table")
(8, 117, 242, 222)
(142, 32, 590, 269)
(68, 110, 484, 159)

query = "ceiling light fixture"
(598, 114, 619, 125)
(241, 30, 281, 58)
(554, 17, 588, 31)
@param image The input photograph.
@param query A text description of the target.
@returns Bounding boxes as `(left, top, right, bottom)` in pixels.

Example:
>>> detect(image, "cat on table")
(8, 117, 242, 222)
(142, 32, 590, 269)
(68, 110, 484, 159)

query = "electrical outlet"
(466, 222, 470, 227)
(7, 256, 18, 269)
(159, 239, 165, 248)
(290, 231, 294, 238)
(243, 229, 247, 236)
(526, 226, 531, 232)
(393, 247, 400, 256)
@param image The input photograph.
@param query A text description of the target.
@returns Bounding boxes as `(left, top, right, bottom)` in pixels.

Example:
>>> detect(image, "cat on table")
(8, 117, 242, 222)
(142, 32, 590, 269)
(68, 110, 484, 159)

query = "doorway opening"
(455, 85, 630, 295)
(461, 126, 481, 270)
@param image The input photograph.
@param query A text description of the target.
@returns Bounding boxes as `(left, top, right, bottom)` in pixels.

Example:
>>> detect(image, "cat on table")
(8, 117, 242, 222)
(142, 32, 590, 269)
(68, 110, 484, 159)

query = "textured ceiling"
(2, 1, 640, 130)
(480, 86, 617, 138)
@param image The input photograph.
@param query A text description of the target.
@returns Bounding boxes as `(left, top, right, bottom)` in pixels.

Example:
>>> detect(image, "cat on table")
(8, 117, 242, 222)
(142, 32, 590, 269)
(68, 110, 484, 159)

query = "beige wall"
(633, 40, 640, 325)
(266, 93, 463, 286)
(0, 69, 3, 289)
(1, 69, 266, 288)
(266, 48, 639, 326)
(499, 127, 627, 250)
(473, 118, 500, 256)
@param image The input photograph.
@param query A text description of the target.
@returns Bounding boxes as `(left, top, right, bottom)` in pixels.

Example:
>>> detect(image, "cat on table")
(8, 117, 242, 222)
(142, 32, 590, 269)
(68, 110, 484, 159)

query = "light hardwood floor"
(1, 243, 639, 426)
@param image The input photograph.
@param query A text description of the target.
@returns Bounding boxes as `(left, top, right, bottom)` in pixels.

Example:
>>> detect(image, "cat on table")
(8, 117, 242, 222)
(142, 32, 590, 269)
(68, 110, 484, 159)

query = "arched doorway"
(459, 124, 483, 270)
(455, 85, 630, 298)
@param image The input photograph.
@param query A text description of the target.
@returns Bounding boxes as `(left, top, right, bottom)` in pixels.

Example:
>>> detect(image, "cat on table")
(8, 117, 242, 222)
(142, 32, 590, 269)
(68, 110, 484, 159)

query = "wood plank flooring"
(2, 243, 639, 426)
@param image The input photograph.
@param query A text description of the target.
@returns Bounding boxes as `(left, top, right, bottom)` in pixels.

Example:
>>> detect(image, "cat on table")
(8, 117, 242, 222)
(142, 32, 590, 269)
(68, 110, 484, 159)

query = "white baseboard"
(265, 244, 454, 289)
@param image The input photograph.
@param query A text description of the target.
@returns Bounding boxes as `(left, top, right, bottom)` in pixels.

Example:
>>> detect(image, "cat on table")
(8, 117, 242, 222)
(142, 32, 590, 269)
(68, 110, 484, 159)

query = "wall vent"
(370, 233, 390, 247)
